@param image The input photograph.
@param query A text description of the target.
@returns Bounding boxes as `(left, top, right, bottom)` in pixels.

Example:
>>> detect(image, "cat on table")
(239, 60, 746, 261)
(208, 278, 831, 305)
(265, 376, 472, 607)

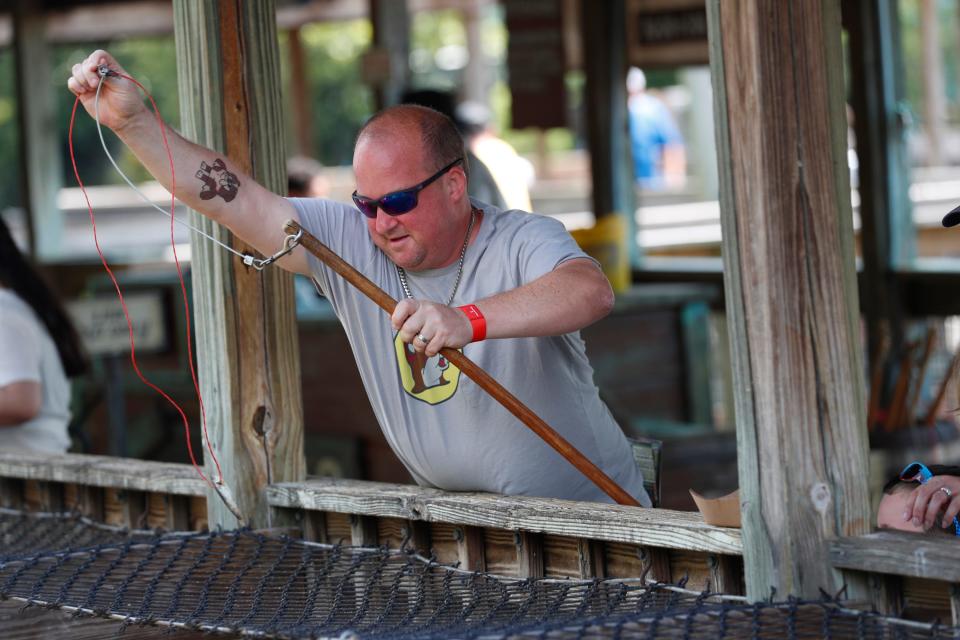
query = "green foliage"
(52, 39, 180, 188)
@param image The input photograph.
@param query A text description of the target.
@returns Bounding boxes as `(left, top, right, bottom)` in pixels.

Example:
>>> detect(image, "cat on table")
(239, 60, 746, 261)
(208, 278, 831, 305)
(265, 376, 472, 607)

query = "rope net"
(0, 509, 955, 639)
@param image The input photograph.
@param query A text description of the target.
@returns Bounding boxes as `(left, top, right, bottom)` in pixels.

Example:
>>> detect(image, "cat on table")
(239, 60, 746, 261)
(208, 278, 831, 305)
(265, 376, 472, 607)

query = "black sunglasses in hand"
(352, 158, 464, 219)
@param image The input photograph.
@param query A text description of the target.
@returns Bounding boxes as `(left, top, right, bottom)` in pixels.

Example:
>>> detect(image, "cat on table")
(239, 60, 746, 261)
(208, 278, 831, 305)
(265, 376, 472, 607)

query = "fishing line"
(68, 65, 245, 521)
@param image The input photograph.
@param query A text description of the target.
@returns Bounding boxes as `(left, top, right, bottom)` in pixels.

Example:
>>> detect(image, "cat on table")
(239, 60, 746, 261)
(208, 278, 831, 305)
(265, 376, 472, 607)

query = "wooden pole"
(285, 219, 642, 507)
(707, 0, 871, 599)
(173, 0, 304, 529)
(12, 0, 62, 259)
(580, 0, 636, 266)
(844, 0, 912, 396)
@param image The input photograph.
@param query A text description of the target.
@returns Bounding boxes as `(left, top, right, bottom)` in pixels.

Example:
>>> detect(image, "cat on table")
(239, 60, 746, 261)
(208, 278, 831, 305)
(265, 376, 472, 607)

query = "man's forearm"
(474, 258, 614, 339)
(113, 111, 306, 273)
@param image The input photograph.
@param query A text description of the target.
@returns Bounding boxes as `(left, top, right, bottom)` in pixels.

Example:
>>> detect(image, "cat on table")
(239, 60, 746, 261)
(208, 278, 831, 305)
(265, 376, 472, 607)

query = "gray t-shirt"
(290, 198, 650, 506)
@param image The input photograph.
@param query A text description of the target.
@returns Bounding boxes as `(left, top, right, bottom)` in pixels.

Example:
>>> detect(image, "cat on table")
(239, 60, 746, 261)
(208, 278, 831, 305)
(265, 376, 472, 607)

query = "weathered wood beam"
(0, 451, 205, 496)
(831, 532, 960, 583)
(267, 478, 742, 554)
(173, 0, 304, 529)
(707, 0, 871, 599)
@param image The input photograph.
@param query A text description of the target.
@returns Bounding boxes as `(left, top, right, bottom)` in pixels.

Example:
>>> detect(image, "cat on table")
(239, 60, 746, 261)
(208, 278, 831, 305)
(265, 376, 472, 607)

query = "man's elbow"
(583, 266, 615, 323)
(593, 276, 616, 320)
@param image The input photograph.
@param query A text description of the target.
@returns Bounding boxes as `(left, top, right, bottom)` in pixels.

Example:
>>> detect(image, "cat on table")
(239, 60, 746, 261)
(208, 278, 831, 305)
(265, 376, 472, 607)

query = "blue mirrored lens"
(380, 191, 418, 216)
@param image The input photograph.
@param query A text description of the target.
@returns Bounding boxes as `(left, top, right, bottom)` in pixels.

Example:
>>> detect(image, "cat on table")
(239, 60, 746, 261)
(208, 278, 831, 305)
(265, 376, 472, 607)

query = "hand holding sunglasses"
(899, 461, 960, 535)
(352, 158, 464, 218)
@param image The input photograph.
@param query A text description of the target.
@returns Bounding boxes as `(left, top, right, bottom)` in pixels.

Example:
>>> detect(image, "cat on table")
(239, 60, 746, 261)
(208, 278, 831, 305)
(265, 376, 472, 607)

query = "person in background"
(455, 101, 534, 213)
(400, 89, 508, 210)
(287, 155, 330, 199)
(626, 67, 686, 191)
(0, 217, 88, 453)
(876, 462, 960, 536)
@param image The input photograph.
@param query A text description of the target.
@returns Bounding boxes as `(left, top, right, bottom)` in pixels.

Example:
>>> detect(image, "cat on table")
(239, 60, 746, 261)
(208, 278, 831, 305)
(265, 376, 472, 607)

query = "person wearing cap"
(67, 50, 650, 506)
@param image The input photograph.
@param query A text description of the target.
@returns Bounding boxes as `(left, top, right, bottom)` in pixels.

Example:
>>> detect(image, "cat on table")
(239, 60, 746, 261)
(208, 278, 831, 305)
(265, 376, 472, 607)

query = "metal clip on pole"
(242, 228, 303, 271)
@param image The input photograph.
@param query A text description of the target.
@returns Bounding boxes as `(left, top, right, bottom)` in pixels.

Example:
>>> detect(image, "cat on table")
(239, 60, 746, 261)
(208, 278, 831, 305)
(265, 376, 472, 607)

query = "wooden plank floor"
(0, 599, 240, 639)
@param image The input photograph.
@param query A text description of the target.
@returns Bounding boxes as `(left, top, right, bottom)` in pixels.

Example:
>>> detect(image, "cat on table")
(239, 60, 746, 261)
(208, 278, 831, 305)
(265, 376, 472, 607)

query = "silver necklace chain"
(396, 207, 476, 305)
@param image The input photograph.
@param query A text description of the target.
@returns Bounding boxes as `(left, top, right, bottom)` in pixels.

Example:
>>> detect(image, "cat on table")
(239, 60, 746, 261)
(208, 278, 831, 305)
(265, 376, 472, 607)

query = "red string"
(68, 74, 223, 489)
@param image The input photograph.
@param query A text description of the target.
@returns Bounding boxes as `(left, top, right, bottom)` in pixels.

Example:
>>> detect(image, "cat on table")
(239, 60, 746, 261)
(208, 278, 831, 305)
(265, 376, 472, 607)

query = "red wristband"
(457, 304, 486, 342)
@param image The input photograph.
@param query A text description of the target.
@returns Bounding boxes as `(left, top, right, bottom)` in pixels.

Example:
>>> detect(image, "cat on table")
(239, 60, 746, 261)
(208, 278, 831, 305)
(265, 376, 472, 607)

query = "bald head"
(356, 104, 467, 178)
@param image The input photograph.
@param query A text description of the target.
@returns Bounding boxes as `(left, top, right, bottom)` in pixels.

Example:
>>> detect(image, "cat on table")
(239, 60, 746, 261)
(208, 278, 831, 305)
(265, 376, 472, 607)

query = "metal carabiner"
(242, 228, 303, 271)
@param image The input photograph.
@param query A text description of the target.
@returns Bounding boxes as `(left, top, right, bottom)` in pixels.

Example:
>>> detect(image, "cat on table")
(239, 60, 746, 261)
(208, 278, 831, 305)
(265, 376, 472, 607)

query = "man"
(68, 50, 649, 506)
(626, 67, 686, 191)
(877, 463, 960, 535)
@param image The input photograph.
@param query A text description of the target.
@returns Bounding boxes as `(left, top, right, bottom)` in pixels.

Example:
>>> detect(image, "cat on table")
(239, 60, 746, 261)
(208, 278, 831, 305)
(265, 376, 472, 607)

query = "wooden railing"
(266, 477, 743, 590)
(0, 451, 207, 531)
(831, 531, 960, 625)
(6, 451, 960, 623)
(0, 451, 742, 592)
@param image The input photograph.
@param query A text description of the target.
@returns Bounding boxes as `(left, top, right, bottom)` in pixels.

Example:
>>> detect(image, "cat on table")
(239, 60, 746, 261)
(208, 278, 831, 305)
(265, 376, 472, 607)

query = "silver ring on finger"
(417, 333, 430, 344)
(939, 486, 953, 498)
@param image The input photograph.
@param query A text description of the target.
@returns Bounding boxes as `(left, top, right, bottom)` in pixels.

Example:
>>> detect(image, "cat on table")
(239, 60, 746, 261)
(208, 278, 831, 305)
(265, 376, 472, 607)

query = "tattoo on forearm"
(196, 158, 241, 202)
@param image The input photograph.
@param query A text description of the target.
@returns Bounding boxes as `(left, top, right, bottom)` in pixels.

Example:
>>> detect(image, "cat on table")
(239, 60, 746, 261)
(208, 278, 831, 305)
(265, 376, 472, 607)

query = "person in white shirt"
(0, 218, 88, 453)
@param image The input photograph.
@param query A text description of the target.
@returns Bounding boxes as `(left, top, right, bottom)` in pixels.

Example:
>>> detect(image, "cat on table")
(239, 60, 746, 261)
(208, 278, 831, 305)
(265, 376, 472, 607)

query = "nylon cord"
(69, 69, 236, 515)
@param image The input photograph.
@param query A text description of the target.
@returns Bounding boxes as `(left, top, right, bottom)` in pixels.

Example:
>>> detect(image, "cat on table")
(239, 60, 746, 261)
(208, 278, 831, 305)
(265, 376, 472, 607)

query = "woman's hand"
(904, 474, 960, 531)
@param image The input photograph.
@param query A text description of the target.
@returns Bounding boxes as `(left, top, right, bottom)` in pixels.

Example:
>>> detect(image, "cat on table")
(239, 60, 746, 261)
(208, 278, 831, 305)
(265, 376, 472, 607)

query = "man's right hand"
(67, 50, 148, 133)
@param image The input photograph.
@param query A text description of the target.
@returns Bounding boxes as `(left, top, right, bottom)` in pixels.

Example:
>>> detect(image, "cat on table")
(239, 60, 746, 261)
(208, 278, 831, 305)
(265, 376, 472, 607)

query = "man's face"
(353, 133, 464, 272)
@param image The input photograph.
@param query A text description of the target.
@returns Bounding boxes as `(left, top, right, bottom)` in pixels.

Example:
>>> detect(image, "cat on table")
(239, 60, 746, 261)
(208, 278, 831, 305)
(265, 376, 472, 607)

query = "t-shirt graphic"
(393, 332, 460, 404)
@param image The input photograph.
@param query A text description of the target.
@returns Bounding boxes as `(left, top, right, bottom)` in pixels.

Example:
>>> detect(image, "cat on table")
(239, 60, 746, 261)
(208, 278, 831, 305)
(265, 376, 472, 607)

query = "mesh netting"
(0, 509, 955, 639)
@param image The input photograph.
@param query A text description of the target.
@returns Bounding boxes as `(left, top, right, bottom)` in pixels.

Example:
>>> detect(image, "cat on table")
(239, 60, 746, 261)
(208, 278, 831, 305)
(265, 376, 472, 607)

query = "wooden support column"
(515, 531, 544, 579)
(173, 0, 304, 530)
(12, 0, 63, 258)
(369, 0, 410, 110)
(580, 0, 637, 268)
(707, 0, 871, 600)
(919, 0, 945, 167)
(287, 27, 314, 158)
(843, 0, 912, 377)
(455, 526, 486, 572)
(462, 0, 489, 104)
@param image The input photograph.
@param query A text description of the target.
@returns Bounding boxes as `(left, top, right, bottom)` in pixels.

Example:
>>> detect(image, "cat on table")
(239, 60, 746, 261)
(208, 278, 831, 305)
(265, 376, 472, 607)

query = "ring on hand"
(939, 486, 953, 498)
(417, 333, 430, 344)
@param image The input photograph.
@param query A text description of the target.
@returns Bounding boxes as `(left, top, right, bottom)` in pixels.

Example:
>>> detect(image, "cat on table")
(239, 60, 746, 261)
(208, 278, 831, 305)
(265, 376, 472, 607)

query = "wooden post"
(173, 0, 305, 529)
(369, 0, 410, 110)
(287, 27, 314, 159)
(12, 0, 63, 258)
(919, 0, 945, 167)
(580, 0, 637, 266)
(843, 0, 912, 385)
(707, 0, 871, 600)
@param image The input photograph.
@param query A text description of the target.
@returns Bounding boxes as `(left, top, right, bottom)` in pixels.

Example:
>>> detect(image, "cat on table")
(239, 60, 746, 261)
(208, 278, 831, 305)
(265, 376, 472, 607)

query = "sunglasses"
(899, 461, 960, 536)
(352, 158, 464, 219)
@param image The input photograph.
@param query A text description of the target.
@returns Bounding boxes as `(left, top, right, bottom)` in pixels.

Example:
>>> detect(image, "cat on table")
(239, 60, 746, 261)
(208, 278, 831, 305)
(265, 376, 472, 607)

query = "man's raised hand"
(67, 50, 147, 132)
